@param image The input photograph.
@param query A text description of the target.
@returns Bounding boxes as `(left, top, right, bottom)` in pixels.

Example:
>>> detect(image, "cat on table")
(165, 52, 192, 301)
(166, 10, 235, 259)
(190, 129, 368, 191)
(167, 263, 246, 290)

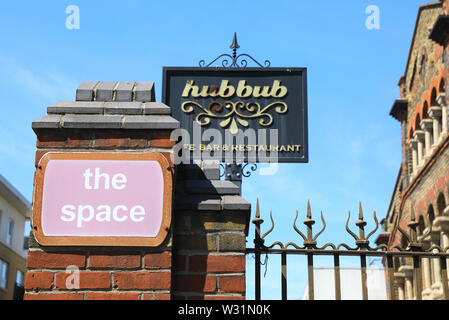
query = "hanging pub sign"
(32, 152, 172, 247)
(162, 66, 308, 164)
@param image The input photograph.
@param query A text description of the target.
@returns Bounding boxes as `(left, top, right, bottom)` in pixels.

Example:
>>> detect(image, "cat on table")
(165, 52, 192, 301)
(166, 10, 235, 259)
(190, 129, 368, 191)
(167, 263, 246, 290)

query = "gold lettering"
(199, 86, 210, 98)
(218, 80, 235, 98)
(182, 80, 199, 97)
(271, 80, 288, 98)
(236, 80, 252, 98)
(182, 79, 288, 99)
(252, 85, 271, 98)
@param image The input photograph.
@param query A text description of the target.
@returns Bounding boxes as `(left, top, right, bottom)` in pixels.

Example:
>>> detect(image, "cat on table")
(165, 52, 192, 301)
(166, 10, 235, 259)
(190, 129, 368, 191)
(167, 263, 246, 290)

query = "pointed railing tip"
(230, 32, 240, 49)
(358, 202, 364, 220)
(255, 198, 260, 218)
(307, 200, 312, 219)
(304, 200, 315, 226)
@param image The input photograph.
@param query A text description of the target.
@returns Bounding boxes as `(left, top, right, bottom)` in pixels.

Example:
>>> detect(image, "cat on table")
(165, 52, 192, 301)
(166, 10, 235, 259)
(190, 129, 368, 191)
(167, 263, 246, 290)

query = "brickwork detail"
(25, 250, 171, 300)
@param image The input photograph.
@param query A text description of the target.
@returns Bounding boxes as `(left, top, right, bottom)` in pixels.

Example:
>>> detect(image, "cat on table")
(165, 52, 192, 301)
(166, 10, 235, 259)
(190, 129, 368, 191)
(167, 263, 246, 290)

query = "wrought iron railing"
(246, 199, 449, 300)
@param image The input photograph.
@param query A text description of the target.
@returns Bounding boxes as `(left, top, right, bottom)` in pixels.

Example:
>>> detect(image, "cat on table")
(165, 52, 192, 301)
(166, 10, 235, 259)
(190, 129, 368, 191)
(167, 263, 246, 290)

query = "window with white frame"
(0, 259, 8, 290)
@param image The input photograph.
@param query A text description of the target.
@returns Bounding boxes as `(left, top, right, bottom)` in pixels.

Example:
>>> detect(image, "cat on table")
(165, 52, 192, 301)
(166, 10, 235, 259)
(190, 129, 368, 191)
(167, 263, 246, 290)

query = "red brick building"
(379, 0, 449, 300)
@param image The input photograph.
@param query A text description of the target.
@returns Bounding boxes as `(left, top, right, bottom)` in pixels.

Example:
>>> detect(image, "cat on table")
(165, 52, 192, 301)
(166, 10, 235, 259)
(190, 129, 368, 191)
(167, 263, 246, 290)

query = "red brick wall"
(173, 254, 246, 300)
(172, 207, 248, 300)
(25, 251, 172, 300)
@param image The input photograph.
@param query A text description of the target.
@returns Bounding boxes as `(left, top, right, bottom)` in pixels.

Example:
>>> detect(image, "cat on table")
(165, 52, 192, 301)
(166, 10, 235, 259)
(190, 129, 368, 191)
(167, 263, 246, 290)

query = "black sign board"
(162, 67, 308, 163)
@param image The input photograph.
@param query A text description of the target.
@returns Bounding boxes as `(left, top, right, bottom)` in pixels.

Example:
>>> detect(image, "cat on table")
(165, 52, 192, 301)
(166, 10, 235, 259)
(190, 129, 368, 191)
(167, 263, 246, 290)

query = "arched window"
(415, 114, 421, 131)
(431, 88, 438, 106)
(428, 205, 435, 225)
(423, 101, 429, 119)
(439, 78, 446, 95)
(401, 233, 408, 250)
(417, 215, 425, 237)
(422, 102, 434, 146)
(437, 193, 447, 216)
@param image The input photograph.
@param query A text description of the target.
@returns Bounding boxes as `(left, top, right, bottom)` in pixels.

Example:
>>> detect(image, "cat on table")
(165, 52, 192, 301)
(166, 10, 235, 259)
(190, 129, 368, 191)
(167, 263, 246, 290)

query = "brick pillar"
(25, 81, 179, 300)
(172, 162, 251, 300)
(25, 81, 252, 300)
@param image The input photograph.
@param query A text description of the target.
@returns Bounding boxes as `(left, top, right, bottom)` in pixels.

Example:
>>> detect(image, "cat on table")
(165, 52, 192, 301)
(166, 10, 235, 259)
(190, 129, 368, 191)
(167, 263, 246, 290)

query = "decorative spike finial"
(230, 32, 240, 50)
(358, 202, 364, 220)
(256, 198, 260, 218)
(230, 32, 239, 60)
(356, 203, 367, 228)
(306, 201, 311, 220)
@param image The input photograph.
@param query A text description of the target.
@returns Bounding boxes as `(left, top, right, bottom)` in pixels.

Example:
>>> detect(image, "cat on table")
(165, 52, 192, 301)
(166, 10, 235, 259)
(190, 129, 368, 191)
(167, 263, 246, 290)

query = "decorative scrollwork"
(181, 100, 287, 134)
(199, 33, 271, 68)
(242, 163, 258, 178)
(251, 199, 424, 253)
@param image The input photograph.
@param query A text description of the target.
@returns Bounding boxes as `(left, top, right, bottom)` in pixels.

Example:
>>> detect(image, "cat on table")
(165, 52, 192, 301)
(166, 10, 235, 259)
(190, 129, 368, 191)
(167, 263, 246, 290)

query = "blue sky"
(0, 0, 430, 299)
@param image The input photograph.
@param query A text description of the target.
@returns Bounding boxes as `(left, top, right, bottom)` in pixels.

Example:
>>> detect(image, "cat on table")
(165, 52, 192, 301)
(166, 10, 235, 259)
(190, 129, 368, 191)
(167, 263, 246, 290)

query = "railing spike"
(293, 210, 307, 242)
(261, 210, 275, 240)
(359, 202, 364, 220)
(307, 200, 312, 219)
(256, 198, 260, 218)
(346, 210, 359, 242)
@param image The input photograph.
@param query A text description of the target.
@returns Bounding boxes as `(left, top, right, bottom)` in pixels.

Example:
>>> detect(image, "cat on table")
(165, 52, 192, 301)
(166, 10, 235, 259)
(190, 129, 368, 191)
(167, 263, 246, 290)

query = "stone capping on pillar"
(428, 106, 442, 118)
(75, 81, 156, 103)
(433, 215, 449, 231)
(437, 93, 448, 135)
(408, 138, 417, 148)
(413, 130, 425, 140)
(35, 80, 173, 132)
(420, 118, 434, 131)
(436, 93, 447, 107)
(33, 101, 179, 131)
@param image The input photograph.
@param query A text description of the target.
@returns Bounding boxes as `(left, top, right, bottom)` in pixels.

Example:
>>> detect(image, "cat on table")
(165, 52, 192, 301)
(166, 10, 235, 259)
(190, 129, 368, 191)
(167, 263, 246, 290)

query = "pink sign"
(33, 153, 172, 246)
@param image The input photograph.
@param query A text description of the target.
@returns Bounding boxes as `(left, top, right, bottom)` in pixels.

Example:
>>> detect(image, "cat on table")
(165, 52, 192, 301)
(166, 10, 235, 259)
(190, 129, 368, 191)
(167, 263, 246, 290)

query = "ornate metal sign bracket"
(220, 163, 259, 184)
(204, 32, 272, 183)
